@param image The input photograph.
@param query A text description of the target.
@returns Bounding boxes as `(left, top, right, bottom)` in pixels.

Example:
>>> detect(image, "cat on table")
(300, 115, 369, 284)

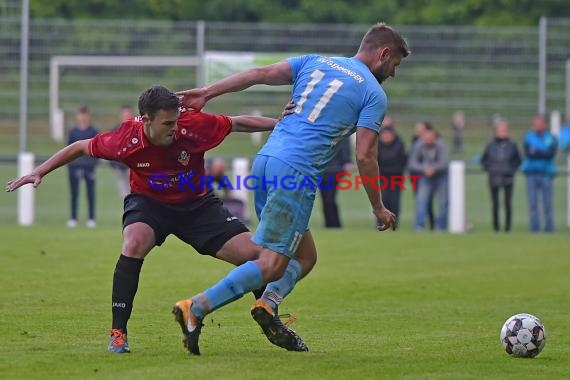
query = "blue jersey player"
(174, 22, 409, 355)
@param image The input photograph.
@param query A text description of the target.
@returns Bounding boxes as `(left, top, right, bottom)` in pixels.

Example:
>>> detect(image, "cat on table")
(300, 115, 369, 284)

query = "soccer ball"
(499, 313, 546, 358)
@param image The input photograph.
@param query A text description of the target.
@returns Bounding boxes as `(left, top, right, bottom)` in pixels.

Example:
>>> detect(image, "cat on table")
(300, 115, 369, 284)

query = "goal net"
(49, 55, 203, 141)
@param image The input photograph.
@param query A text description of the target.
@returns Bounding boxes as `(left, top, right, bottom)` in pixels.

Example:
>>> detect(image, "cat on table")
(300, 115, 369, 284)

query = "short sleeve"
(356, 90, 387, 134)
(179, 110, 232, 152)
(287, 54, 318, 81)
(88, 128, 123, 161)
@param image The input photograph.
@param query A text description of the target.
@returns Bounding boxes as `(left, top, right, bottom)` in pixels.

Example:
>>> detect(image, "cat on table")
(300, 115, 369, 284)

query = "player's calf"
(255, 249, 290, 283)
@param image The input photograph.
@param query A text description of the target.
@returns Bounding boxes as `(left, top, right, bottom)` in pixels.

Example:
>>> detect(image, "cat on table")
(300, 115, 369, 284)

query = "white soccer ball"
(499, 313, 546, 358)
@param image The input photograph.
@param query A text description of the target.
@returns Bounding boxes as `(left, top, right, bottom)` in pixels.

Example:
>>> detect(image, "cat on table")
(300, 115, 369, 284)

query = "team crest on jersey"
(178, 150, 190, 166)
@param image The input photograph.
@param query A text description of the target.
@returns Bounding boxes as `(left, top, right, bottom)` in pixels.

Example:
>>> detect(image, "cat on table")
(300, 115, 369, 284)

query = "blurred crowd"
(320, 112, 561, 233)
(66, 105, 563, 233)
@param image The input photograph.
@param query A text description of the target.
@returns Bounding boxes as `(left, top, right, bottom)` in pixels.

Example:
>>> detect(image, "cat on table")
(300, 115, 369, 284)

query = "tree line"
(30, 0, 570, 26)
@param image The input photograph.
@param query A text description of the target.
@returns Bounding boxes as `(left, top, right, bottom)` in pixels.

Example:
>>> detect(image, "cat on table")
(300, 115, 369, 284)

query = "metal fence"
(1, 2, 569, 229)
(546, 18, 570, 119)
(1, 6, 569, 135)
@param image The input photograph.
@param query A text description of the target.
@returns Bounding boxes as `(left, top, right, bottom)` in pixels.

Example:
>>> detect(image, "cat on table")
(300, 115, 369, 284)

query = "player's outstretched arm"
(177, 61, 293, 110)
(5, 140, 90, 192)
(230, 116, 278, 133)
(230, 99, 296, 132)
(355, 127, 397, 231)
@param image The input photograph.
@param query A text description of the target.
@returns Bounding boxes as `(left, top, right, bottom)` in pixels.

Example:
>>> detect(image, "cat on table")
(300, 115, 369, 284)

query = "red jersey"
(88, 108, 232, 204)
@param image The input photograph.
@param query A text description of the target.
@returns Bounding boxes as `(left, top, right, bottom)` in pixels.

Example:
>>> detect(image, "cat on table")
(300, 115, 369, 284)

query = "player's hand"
(279, 99, 295, 120)
(374, 206, 398, 232)
(176, 88, 208, 110)
(5, 173, 42, 192)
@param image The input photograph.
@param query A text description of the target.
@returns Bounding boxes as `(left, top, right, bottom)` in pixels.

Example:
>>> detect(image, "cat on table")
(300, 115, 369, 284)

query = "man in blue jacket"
(67, 106, 99, 228)
(522, 115, 557, 232)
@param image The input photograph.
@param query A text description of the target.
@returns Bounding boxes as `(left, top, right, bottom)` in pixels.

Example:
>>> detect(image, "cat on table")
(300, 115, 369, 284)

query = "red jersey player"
(5, 86, 311, 354)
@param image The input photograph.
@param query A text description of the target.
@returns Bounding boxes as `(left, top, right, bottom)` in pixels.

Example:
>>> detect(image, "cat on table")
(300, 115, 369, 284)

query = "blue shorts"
(251, 155, 316, 258)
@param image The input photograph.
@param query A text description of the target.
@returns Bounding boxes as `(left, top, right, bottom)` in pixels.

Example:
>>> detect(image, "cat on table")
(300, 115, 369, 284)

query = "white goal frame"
(49, 55, 203, 142)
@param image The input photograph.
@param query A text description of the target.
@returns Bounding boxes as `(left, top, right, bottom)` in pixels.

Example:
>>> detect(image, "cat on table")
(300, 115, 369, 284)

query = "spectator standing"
(320, 138, 353, 228)
(377, 125, 407, 218)
(206, 157, 247, 224)
(67, 106, 99, 228)
(522, 115, 557, 232)
(410, 121, 435, 229)
(408, 125, 449, 231)
(110, 105, 134, 200)
(480, 120, 521, 232)
(451, 110, 465, 154)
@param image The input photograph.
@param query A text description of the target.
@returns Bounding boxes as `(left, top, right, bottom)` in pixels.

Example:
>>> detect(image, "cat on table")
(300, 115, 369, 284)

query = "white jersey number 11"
(295, 69, 344, 123)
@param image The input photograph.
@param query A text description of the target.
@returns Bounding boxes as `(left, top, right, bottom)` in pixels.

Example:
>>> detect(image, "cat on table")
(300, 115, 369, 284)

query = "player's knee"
(256, 251, 289, 282)
(122, 223, 155, 259)
(122, 237, 152, 259)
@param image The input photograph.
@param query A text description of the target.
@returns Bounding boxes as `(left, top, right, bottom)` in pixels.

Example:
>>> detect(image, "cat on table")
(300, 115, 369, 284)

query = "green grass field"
(1, 127, 569, 379)
(0, 228, 569, 379)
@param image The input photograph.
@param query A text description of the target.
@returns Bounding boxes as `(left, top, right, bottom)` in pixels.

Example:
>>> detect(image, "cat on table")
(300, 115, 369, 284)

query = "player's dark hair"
(359, 22, 410, 58)
(138, 86, 180, 120)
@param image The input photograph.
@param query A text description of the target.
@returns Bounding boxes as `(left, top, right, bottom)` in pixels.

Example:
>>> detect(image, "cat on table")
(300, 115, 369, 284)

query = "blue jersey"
(521, 131, 557, 176)
(258, 54, 387, 179)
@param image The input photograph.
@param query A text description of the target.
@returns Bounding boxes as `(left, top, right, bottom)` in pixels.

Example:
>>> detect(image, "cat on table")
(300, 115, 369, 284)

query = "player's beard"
(372, 60, 391, 84)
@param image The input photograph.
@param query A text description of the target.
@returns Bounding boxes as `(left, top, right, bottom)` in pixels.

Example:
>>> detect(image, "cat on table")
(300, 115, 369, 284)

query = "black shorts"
(122, 192, 249, 256)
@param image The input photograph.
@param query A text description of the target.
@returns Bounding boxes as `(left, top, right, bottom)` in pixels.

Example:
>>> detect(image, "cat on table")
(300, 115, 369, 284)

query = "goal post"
(49, 55, 202, 142)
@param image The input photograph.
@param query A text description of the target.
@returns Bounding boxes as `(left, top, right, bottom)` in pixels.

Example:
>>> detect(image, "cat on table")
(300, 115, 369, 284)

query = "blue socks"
(262, 259, 302, 311)
(190, 259, 303, 319)
(191, 261, 264, 319)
